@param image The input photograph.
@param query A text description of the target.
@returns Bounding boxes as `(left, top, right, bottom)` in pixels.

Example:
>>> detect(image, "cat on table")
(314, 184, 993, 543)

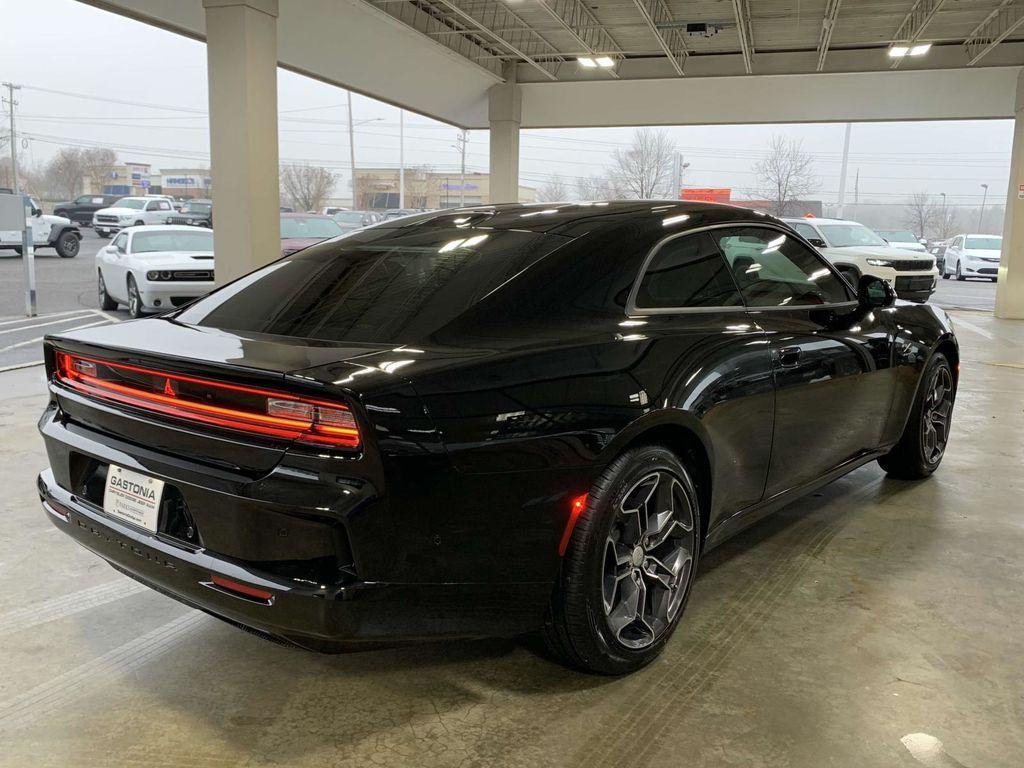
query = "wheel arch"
(605, 418, 714, 546)
(933, 334, 960, 389)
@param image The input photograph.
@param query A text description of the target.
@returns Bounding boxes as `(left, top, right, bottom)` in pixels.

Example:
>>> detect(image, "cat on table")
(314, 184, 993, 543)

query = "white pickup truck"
(92, 196, 175, 237)
(0, 196, 83, 258)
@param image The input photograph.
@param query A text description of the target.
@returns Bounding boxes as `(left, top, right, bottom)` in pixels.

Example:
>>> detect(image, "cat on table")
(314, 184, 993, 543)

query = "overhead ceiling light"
(595, 56, 616, 68)
(578, 57, 598, 68)
(909, 43, 932, 56)
(888, 45, 910, 58)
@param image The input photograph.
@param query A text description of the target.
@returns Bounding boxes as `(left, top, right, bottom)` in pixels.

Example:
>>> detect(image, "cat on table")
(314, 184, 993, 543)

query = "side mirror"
(31, 207, 42, 217)
(858, 275, 896, 309)
(808, 238, 827, 249)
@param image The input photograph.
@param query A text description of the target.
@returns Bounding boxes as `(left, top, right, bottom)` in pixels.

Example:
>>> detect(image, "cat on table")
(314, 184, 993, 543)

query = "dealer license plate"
(102, 464, 165, 533)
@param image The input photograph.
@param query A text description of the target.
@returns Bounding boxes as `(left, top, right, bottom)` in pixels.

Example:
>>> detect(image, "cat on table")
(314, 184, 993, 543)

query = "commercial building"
(354, 168, 535, 209)
(151, 168, 214, 199)
(83, 161, 152, 197)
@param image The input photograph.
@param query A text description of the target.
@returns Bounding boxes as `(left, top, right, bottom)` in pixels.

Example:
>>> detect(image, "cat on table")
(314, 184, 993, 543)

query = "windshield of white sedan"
(966, 236, 1001, 250)
(280, 217, 343, 239)
(132, 231, 214, 253)
(113, 198, 147, 210)
(176, 228, 565, 343)
(817, 224, 888, 248)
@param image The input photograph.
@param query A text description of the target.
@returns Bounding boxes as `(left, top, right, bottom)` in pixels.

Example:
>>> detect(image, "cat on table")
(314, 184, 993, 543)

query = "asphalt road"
(0, 231, 1001, 370)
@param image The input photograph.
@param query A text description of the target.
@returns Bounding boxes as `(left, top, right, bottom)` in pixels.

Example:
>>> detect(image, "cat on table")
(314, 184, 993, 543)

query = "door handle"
(777, 346, 802, 367)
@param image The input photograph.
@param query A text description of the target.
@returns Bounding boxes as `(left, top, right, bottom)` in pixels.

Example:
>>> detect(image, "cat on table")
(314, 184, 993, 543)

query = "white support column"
(204, 0, 280, 284)
(996, 70, 1024, 319)
(488, 71, 521, 204)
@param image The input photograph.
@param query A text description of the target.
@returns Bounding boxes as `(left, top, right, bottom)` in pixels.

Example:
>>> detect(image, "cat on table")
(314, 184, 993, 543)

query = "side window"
(76, 196, 90, 204)
(112, 233, 128, 251)
(791, 222, 819, 242)
(158, 201, 171, 211)
(145, 201, 158, 211)
(634, 232, 744, 309)
(711, 227, 852, 308)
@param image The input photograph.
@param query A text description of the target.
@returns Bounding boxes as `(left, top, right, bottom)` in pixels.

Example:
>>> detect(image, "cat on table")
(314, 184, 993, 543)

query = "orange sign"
(681, 188, 731, 203)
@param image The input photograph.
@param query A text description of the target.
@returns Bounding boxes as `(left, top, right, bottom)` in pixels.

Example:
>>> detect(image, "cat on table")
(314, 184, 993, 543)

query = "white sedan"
(96, 226, 215, 318)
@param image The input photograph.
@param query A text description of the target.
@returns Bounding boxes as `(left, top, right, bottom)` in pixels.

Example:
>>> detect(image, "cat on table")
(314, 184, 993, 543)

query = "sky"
(0, 0, 1013, 211)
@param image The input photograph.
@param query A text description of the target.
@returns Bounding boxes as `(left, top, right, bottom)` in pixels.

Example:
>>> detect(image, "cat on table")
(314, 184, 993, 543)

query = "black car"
(930, 241, 949, 279)
(53, 194, 122, 226)
(166, 200, 213, 227)
(37, 202, 958, 674)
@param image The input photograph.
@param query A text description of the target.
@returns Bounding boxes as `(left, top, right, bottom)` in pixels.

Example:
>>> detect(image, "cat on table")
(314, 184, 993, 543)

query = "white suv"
(943, 234, 1002, 281)
(784, 217, 938, 303)
(92, 197, 174, 237)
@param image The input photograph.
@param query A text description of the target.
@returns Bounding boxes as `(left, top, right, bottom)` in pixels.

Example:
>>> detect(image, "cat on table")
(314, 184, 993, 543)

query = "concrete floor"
(1, 309, 1022, 768)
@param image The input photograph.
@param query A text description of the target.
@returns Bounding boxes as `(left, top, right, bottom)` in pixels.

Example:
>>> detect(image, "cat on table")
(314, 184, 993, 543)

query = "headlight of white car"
(866, 258, 894, 267)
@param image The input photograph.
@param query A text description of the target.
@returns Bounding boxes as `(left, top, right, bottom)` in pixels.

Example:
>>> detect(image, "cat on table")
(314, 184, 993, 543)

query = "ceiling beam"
(429, 0, 565, 80)
(815, 0, 843, 71)
(965, 0, 1024, 66)
(731, 0, 755, 74)
(535, 0, 624, 78)
(889, 0, 947, 69)
(630, 0, 688, 76)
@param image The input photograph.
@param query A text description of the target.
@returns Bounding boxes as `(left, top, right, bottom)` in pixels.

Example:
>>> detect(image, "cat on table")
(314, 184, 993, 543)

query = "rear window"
(176, 227, 566, 343)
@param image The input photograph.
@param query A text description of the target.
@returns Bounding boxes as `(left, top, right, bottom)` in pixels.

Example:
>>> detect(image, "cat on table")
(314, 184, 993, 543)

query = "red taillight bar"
(210, 574, 274, 602)
(54, 350, 360, 449)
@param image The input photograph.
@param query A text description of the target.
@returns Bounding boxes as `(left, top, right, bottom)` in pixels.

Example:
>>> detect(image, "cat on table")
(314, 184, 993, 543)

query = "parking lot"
(0, 230, 1001, 371)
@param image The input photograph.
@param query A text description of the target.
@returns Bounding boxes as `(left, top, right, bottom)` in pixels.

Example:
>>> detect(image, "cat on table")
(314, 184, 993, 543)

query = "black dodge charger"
(37, 202, 958, 674)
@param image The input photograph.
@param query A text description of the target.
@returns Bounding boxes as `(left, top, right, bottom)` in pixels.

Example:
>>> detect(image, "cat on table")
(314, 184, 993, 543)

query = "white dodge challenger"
(96, 226, 216, 318)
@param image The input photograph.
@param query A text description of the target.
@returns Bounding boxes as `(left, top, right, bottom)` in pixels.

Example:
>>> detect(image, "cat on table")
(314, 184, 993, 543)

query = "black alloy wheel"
(56, 231, 80, 258)
(879, 352, 954, 479)
(543, 445, 701, 674)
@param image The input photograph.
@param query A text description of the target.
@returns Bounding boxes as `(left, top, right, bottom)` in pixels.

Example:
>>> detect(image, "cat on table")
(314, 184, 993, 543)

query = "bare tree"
(935, 205, 960, 240)
(280, 163, 337, 212)
(576, 174, 622, 200)
(903, 191, 936, 239)
(609, 128, 677, 199)
(752, 135, 817, 216)
(44, 147, 86, 199)
(81, 148, 118, 194)
(537, 174, 569, 202)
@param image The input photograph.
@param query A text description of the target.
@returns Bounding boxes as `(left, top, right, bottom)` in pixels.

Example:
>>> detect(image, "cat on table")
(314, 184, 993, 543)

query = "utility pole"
(836, 122, 852, 219)
(978, 183, 989, 231)
(854, 169, 859, 205)
(347, 91, 357, 209)
(399, 109, 405, 209)
(940, 192, 947, 238)
(672, 152, 689, 199)
(3, 82, 21, 194)
(455, 129, 468, 206)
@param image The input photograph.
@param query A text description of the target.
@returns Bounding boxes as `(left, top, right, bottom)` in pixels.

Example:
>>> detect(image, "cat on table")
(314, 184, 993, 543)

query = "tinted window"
(790, 222, 819, 241)
(176, 228, 565, 343)
(711, 227, 852, 308)
(280, 216, 343, 239)
(634, 232, 742, 309)
(131, 230, 214, 254)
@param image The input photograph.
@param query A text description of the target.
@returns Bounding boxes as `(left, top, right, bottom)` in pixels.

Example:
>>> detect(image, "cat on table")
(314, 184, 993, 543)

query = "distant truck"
(0, 195, 82, 258)
(53, 194, 123, 226)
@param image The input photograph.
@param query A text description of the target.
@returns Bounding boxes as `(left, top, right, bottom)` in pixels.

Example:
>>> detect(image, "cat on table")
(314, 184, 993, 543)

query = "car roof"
(781, 216, 862, 226)
(281, 212, 335, 219)
(376, 200, 781, 234)
(125, 224, 211, 234)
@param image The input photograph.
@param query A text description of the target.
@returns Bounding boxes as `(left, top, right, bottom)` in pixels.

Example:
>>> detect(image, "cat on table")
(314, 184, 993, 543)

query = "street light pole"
(836, 122, 852, 220)
(3, 82, 21, 194)
(456, 129, 467, 206)
(399, 109, 405, 210)
(347, 91, 357, 209)
(939, 192, 946, 238)
(977, 183, 988, 232)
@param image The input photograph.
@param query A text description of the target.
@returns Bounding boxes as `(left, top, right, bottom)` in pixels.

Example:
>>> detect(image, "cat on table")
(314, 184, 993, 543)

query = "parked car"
(381, 208, 421, 221)
(928, 240, 949, 277)
(333, 210, 381, 233)
(93, 197, 175, 237)
(165, 199, 212, 228)
(95, 225, 215, 318)
(943, 234, 1002, 281)
(0, 196, 82, 258)
(280, 212, 344, 256)
(320, 206, 349, 216)
(52, 194, 122, 226)
(784, 217, 937, 302)
(38, 202, 959, 674)
(875, 230, 928, 252)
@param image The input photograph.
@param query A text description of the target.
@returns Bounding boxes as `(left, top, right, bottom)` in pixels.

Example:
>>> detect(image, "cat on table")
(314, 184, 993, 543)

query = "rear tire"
(878, 352, 954, 479)
(98, 271, 117, 310)
(542, 445, 701, 675)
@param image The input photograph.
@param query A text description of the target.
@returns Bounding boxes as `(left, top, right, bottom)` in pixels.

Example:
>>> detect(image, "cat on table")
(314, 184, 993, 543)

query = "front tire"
(127, 275, 144, 318)
(878, 352, 954, 479)
(955, 261, 965, 281)
(543, 445, 701, 675)
(55, 231, 80, 258)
